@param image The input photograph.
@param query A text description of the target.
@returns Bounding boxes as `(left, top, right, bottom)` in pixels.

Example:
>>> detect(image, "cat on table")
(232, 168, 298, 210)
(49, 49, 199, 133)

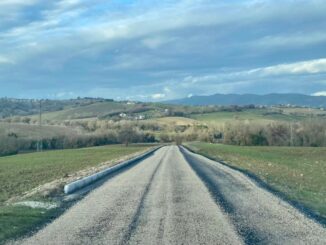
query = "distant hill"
(167, 93, 326, 107)
(0, 97, 195, 121)
(0, 98, 113, 118)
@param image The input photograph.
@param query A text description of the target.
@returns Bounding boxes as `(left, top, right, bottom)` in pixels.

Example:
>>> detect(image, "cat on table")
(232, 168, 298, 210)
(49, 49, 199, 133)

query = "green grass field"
(0, 205, 58, 243)
(189, 109, 307, 125)
(0, 144, 152, 203)
(25, 102, 326, 127)
(31, 101, 195, 121)
(0, 122, 79, 140)
(281, 107, 326, 116)
(148, 117, 199, 126)
(30, 101, 132, 121)
(186, 142, 326, 219)
(0, 144, 152, 243)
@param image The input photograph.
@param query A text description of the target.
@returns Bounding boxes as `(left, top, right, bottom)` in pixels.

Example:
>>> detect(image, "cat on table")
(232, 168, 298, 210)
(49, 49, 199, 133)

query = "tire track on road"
(128, 145, 243, 245)
(180, 146, 326, 245)
(181, 147, 262, 244)
(75, 150, 167, 243)
(119, 155, 165, 245)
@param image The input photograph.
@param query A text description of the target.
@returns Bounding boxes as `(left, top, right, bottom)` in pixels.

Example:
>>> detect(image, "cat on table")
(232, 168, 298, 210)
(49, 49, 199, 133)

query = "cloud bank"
(0, 0, 325, 100)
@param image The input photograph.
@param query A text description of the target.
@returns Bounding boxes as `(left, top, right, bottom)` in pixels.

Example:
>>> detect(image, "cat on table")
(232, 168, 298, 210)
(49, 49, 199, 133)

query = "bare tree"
(118, 125, 137, 146)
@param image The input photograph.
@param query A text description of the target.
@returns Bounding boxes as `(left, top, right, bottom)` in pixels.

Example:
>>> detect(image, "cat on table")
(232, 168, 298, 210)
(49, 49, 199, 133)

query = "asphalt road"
(12, 146, 326, 245)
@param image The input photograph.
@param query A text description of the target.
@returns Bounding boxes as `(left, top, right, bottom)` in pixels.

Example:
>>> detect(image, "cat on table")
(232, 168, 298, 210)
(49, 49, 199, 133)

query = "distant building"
(135, 115, 145, 120)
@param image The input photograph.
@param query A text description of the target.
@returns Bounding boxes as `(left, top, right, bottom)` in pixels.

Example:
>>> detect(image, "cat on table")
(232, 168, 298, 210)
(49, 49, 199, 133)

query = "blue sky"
(0, 0, 326, 100)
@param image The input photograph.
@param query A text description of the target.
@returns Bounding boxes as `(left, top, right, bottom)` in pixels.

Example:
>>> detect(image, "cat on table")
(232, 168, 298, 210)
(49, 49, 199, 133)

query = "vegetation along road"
(10, 146, 326, 245)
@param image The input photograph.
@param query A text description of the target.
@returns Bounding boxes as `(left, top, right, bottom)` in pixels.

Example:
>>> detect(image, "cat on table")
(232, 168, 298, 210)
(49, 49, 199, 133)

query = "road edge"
(64, 146, 163, 194)
(180, 144, 326, 227)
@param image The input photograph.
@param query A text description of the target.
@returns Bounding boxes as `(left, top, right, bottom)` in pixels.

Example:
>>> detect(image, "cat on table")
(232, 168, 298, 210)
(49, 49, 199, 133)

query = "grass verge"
(0, 144, 153, 243)
(0, 205, 59, 243)
(0, 144, 152, 202)
(185, 142, 326, 220)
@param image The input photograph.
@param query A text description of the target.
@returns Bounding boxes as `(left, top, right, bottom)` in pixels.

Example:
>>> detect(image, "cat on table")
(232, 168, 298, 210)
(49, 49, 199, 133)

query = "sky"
(0, 0, 326, 101)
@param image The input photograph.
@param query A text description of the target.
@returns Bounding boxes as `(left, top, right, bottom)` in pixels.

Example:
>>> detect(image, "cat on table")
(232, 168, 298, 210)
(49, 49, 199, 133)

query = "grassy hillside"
(186, 142, 326, 219)
(2, 100, 325, 152)
(148, 117, 199, 126)
(32, 101, 206, 121)
(0, 98, 113, 118)
(5, 96, 325, 124)
(190, 108, 325, 125)
(30, 101, 131, 121)
(0, 122, 80, 139)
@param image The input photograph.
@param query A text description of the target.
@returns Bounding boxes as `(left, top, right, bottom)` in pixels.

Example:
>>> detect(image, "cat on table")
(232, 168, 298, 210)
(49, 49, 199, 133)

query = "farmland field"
(189, 109, 311, 124)
(148, 116, 199, 126)
(29, 101, 132, 121)
(0, 122, 79, 139)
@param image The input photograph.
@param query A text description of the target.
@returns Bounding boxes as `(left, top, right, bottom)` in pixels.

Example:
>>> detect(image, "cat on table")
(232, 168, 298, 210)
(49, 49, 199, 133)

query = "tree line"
(222, 119, 326, 147)
(1, 118, 325, 157)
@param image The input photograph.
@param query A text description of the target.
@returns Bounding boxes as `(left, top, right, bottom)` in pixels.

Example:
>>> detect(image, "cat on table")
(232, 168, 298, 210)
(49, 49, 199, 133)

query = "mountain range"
(167, 93, 326, 107)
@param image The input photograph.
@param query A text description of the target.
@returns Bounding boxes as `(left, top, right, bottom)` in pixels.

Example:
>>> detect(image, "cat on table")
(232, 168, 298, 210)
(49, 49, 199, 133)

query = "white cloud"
(0, 55, 14, 64)
(312, 91, 326, 96)
(0, 0, 38, 6)
(172, 58, 326, 96)
(0, 0, 240, 61)
(248, 58, 326, 76)
(254, 32, 326, 49)
(0, 0, 326, 98)
(151, 93, 166, 99)
(163, 87, 171, 93)
(55, 91, 75, 98)
(142, 36, 174, 49)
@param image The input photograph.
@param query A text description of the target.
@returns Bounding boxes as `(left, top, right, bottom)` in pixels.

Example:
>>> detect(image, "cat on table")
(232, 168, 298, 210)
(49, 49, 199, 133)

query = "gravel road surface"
(11, 146, 326, 245)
